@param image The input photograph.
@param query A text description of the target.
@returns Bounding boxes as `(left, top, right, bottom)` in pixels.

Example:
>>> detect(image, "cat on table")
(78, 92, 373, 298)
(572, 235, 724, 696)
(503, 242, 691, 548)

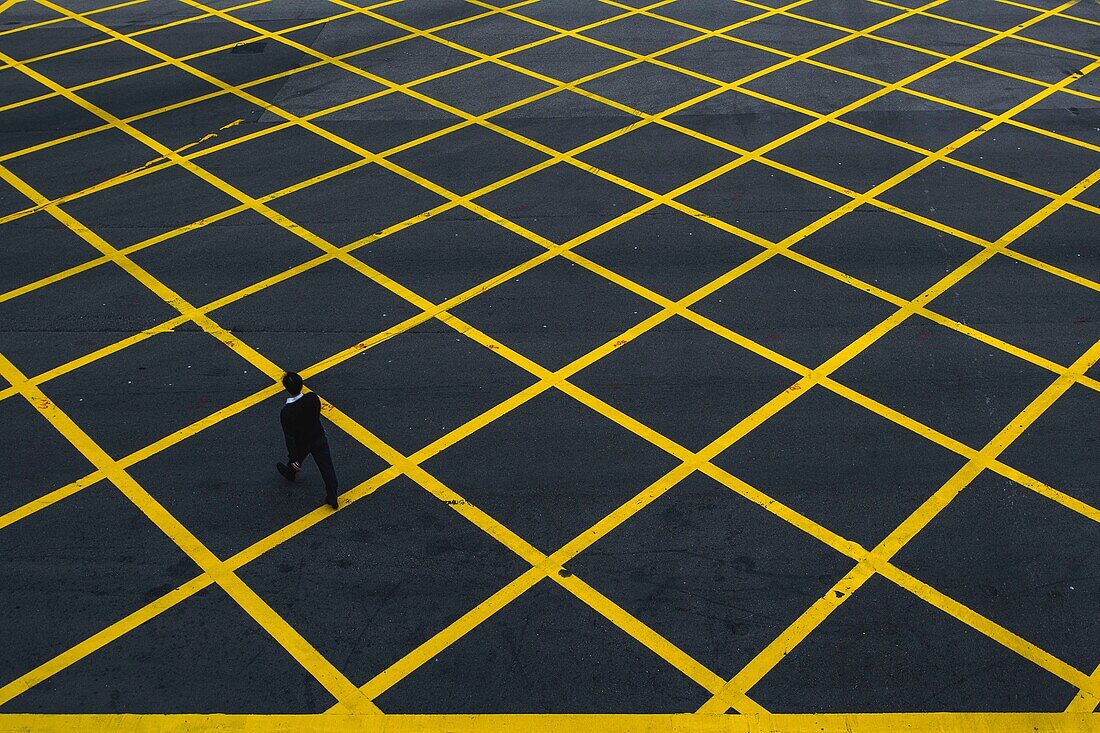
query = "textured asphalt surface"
(1, 0, 1099, 716)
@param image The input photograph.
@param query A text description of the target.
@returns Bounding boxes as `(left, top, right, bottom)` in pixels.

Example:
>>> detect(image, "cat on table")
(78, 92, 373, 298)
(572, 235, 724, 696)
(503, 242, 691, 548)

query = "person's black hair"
(282, 371, 303, 396)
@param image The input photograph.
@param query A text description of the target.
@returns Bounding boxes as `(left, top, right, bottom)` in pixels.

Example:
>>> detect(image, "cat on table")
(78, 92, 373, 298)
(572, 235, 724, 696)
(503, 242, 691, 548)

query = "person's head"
(282, 371, 303, 396)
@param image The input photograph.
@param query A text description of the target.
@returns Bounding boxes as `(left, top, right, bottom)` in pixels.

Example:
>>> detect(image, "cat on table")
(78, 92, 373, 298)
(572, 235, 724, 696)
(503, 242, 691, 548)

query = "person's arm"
(307, 392, 323, 421)
(281, 408, 306, 465)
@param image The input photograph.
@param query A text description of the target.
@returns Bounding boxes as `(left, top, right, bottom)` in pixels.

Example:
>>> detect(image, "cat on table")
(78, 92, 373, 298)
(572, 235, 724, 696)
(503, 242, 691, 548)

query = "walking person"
(277, 371, 339, 509)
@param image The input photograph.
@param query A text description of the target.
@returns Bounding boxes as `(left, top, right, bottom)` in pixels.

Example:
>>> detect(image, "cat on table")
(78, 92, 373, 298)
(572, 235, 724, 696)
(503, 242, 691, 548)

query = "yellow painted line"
(0, 713, 1098, 732)
(0, 0, 21, 14)
(358, 568, 544, 700)
(696, 563, 878, 714)
(872, 0, 1100, 56)
(1068, 663, 1100, 712)
(2, 0, 1091, 556)
(2, 0, 266, 68)
(694, 22, 1100, 708)
(878, 562, 1095, 691)
(19, 0, 1091, 420)
(362, 0, 1100, 383)
(0, 0, 663, 232)
(1, 0, 1098, 718)
(0, 0, 143, 36)
(611, 0, 1100, 215)
(0, 353, 378, 713)
(1006, 0, 1100, 28)
(0, 463, 401, 708)
(0, 205, 1086, 713)
(4, 0, 1095, 581)
(637, 0, 1100, 162)
(0, 0, 785, 191)
(0, 472, 106, 531)
(0, 575, 214, 705)
(424, 0, 1100, 378)
(2, 0, 1082, 330)
(0, 72, 389, 710)
(2, 29, 666, 705)
(313, 397, 741, 710)
(700, 338, 1100, 713)
(744, 0, 1100, 84)
(0, 0, 821, 394)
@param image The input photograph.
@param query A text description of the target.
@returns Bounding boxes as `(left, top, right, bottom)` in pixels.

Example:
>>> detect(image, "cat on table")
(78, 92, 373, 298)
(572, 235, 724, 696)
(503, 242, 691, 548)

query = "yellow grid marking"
(700, 337, 1100, 712)
(2, 0, 1100, 724)
(0, 0, 1093, 421)
(0, 353, 379, 713)
(0, 0, 142, 35)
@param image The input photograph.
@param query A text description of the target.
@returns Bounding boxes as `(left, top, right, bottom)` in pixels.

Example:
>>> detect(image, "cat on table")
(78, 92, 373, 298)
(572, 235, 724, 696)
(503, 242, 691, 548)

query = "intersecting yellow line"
(11, 1, 1087, 698)
(870, 0, 1100, 54)
(0, 85, 750, 718)
(6, 172, 1091, 713)
(1006, 0, 1100, 27)
(756, 0, 1100, 104)
(0, 0, 292, 108)
(0, 0, 657, 216)
(440, 0, 1100, 370)
(169, 0, 1100, 403)
(4, 0, 1091, 305)
(0, 220, 1092, 718)
(0, 0, 1092, 421)
(184, 0, 1100, 373)
(2, 1, 757, 706)
(689, 39, 1100, 706)
(4, 0, 1095, 594)
(315, 395, 752, 711)
(0, 136, 385, 708)
(0, 0, 269, 70)
(0, 0, 790, 248)
(2, 0, 1100, 713)
(698, 337, 1100, 713)
(0, 352, 379, 713)
(0, 0, 142, 35)
(1069, 664, 1100, 712)
(606, 0, 1100, 209)
(4, 0, 1091, 550)
(339, 206, 1099, 706)
(4, 0, 1096, 212)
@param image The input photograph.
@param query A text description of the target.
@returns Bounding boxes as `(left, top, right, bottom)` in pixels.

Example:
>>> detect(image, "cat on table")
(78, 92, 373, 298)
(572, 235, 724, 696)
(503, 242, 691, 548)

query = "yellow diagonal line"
(0, 0, 143, 36)
(1068, 666, 1100, 712)
(1007, 0, 1100, 27)
(699, 337, 1100, 712)
(6, 0, 1100, 713)
(1, 0, 270, 69)
(0, 52, 391, 710)
(0, 353, 378, 712)
(0, 0, 1092, 422)
(625, 0, 1100, 170)
(0, 574, 215, 704)
(870, 0, 1100, 55)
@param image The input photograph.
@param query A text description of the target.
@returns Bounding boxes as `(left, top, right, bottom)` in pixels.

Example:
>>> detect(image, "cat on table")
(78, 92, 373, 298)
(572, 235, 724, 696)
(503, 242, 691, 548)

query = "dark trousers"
(294, 433, 338, 504)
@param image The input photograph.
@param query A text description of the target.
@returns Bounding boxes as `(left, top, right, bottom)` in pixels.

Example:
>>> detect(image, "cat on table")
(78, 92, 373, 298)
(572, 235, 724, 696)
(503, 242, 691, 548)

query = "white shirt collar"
(286, 393, 304, 404)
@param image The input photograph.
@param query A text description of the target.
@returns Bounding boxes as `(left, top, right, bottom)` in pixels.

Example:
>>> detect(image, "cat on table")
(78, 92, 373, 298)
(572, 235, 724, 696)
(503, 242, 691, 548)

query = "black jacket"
(280, 392, 325, 463)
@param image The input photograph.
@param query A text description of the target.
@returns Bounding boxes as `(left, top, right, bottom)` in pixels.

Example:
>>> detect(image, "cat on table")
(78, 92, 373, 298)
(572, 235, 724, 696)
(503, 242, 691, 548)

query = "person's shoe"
(328, 496, 339, 510)
(277, 462, 295, 481)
